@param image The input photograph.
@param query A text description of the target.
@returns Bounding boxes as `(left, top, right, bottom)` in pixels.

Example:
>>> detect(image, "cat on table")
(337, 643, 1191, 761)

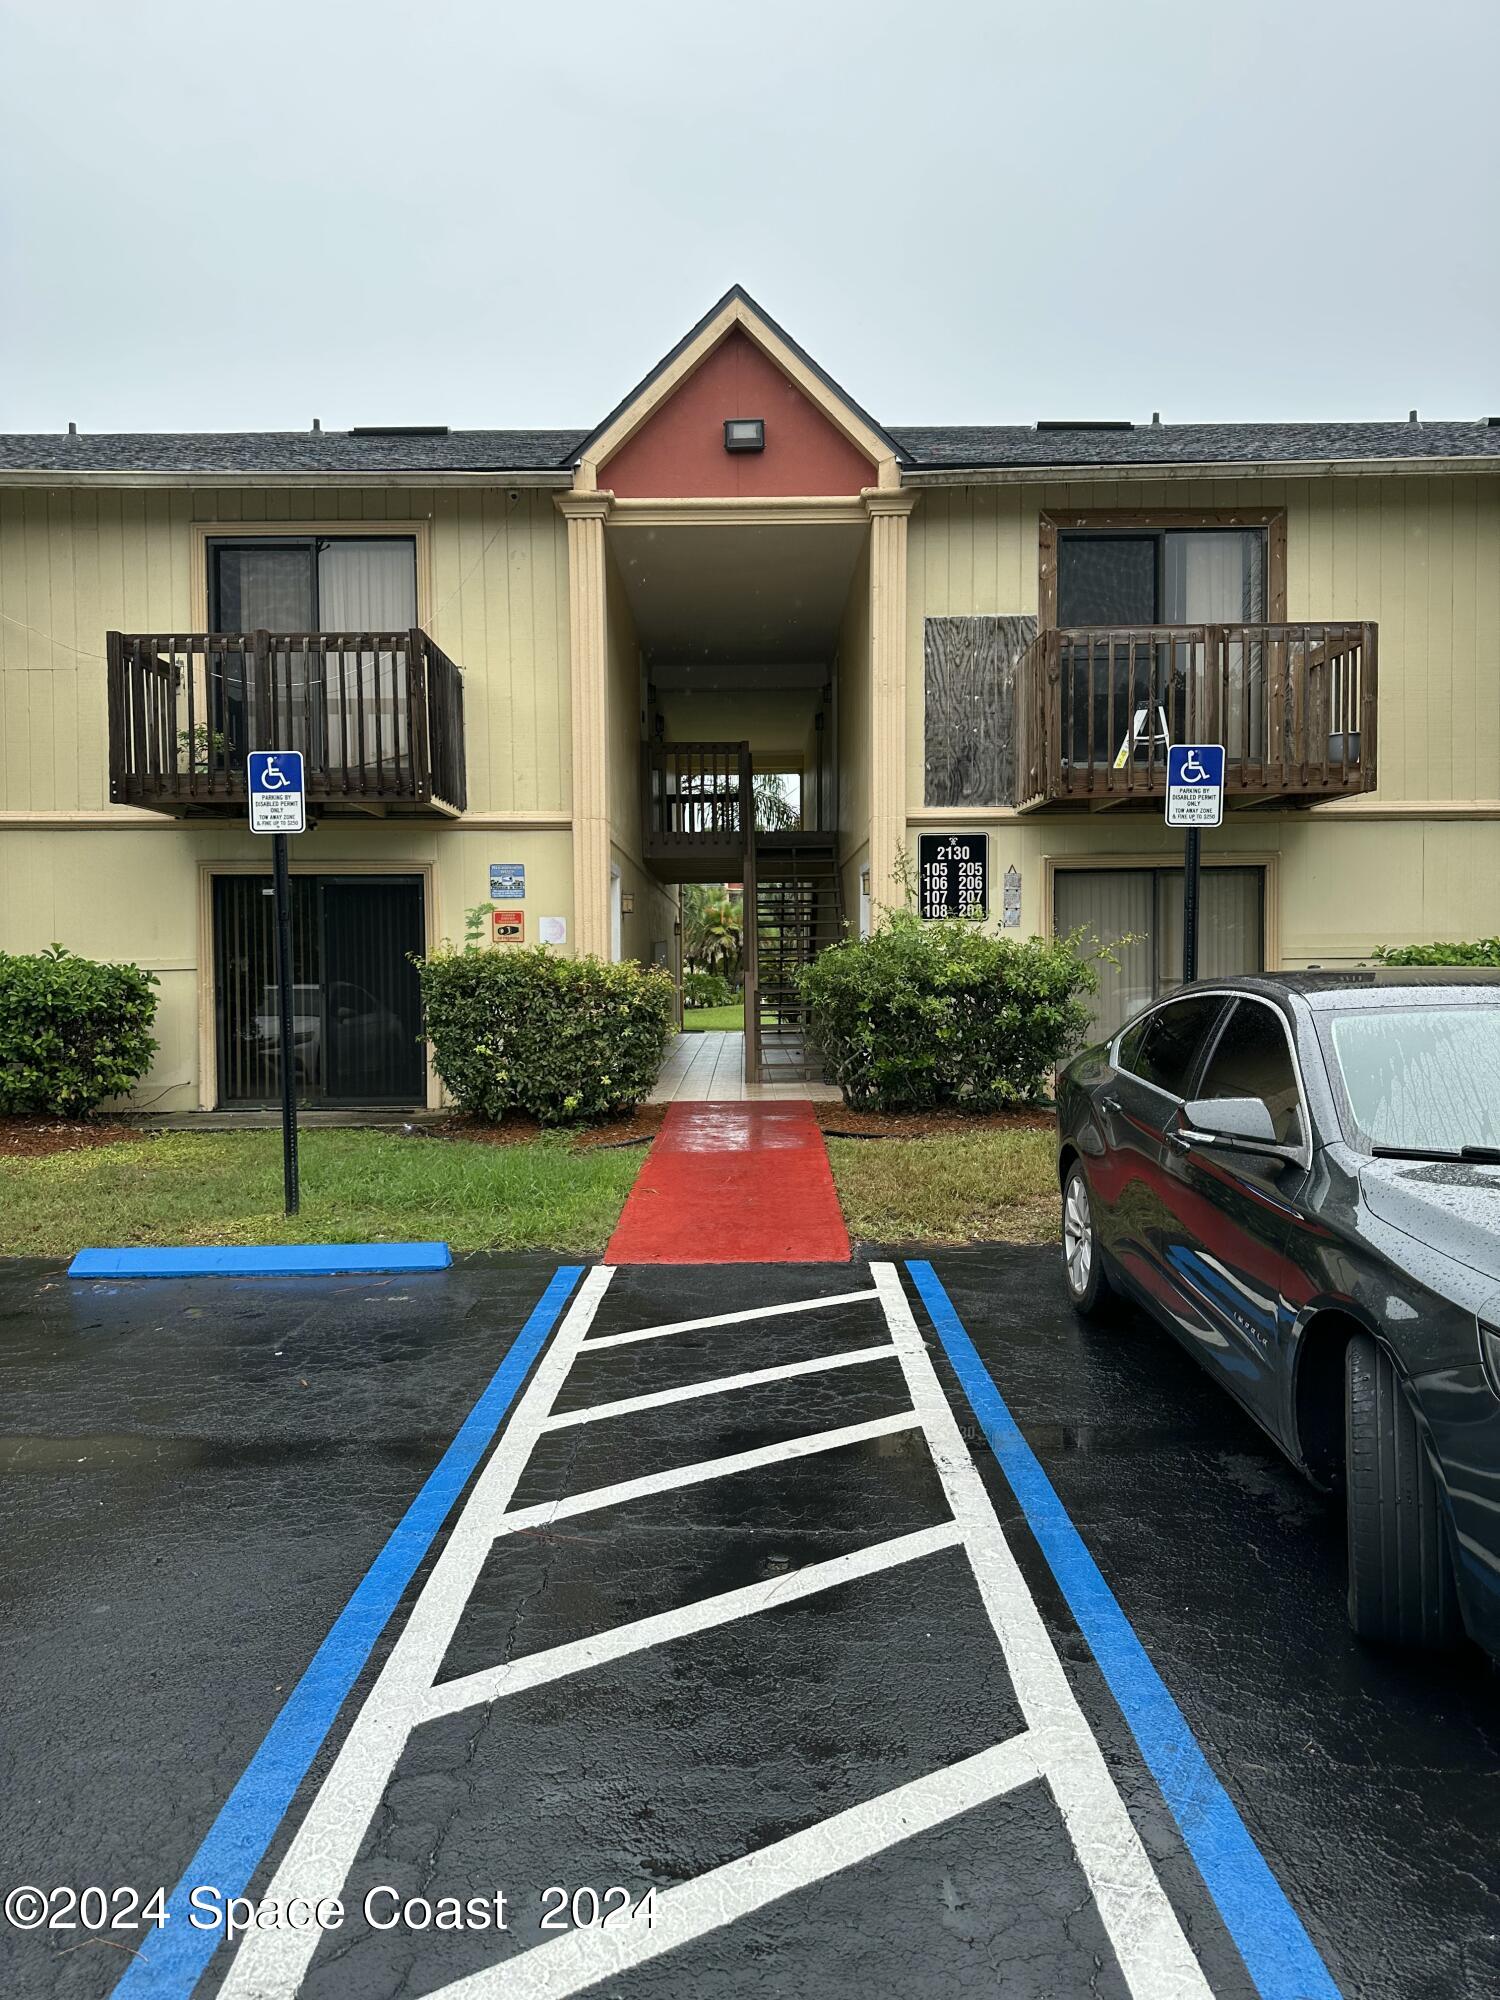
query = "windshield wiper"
(1371, 1143, 1500, 1164)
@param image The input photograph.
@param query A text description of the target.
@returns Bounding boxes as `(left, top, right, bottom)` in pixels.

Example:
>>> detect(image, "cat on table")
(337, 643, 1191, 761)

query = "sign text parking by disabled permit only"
(248, 750, 307, 835)
(1165, 744, 1225, 829)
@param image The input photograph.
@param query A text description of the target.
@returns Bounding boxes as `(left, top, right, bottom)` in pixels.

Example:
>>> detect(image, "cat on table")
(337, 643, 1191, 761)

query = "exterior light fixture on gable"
(724, 418, 765, 453)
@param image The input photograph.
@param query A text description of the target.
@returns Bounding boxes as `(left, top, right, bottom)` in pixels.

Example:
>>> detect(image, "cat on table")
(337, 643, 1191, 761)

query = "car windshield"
(1325, 1004, 1500, 1152)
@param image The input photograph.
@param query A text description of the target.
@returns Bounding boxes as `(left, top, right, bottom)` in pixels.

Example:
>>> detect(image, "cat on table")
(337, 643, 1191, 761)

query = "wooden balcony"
(106, 629, 466, 815)
(642, 741, 753, 878)
(1017, 622, 1376, 808)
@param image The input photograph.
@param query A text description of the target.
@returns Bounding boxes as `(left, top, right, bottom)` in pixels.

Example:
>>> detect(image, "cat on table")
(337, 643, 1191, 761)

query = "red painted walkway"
(604, 1102, 851, 1265)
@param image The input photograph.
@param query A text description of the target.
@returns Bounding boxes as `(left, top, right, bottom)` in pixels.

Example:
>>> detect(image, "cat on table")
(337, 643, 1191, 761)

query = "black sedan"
(1056, 970, 1500, 1657)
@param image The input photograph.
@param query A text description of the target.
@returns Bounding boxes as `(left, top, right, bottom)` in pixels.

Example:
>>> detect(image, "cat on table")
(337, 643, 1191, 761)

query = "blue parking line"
(905, 1259, 1342, 2000)
(70, 1242, 452, 1279)
(110, 1263, 585, 2000)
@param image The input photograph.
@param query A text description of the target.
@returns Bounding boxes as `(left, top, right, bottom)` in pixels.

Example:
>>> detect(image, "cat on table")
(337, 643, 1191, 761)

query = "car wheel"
(1061, 1162, 1113, 1321)
(1345, 1332, 1461, 1649)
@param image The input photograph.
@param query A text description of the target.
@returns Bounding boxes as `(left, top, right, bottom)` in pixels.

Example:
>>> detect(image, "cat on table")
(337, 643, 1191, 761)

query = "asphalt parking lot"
(1, 1249, 1496, 2000)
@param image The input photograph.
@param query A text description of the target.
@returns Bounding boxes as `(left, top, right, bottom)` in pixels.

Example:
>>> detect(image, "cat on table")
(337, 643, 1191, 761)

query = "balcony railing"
(642, 741, 753, 870)
(106, 629, 467, 813)
(1016, 622, 1376, 807)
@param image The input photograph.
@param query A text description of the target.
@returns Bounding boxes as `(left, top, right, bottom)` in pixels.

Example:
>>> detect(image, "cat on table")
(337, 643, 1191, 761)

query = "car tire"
(1345, 1332, 1461, 1649)
(1061, 1161, 1114, 1321)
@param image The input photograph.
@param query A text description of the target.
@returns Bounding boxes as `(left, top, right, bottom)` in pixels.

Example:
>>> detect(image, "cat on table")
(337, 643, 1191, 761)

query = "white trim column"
(864, 487, 918, 912)
(557, 492, 614, 959)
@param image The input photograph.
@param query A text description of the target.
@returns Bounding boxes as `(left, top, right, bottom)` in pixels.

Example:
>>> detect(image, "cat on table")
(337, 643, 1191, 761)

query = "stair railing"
(740, 745, 759, 1084)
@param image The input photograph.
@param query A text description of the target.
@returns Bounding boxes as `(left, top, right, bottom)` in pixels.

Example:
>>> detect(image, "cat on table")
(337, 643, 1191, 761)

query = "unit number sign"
(918, 833, 989, 920)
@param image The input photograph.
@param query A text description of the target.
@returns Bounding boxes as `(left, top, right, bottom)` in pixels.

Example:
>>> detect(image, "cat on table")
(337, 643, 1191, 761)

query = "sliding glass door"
(1057, 528, 1268, 768)
(207, 537, 418, 768)
(1054, 865, 1265, 1041)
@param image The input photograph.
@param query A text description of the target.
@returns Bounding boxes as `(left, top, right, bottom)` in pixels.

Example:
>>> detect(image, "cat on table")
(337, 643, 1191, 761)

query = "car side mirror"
(1180, 1096, 1279, 1148)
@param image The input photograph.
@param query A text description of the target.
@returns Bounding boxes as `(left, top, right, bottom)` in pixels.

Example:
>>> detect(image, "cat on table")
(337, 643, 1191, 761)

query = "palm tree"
(681, 884, 743, 983)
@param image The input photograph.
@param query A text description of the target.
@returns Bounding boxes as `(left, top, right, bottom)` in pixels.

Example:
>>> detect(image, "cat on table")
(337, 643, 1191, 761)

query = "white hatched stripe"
(494, 1411, 921, 1536)
(541, 1343, 898, 1429)
(421, 1521, 963, 1722)
(870, 1264, 1213, 2000)
(582, 1288, 879, 1350)
(422, 1734, 1043, 2000)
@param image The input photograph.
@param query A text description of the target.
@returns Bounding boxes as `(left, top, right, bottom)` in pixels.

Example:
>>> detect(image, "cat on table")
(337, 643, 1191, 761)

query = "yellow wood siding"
(0, 486, 571, 816)
(906, 475, 1500, 809)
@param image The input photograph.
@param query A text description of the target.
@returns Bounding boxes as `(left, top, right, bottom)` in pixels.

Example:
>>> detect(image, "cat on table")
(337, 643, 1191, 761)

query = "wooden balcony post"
(408, 627, 431, 802)
(251, 629, 272, 753)
(1361, 623, 1378, 793)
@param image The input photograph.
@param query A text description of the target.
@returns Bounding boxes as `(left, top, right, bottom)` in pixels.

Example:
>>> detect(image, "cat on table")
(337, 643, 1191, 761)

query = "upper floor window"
(1057, 527, 1266, 627)
(209, 536, 417, 633)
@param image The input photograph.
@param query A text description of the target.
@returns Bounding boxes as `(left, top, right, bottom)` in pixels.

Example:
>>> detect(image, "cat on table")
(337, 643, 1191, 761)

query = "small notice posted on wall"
(1002, 865, 1022, 928)
(490, 863, 525, 899)
(539, 916, 567, 946)
(492, 909, 524, 943)
(918, 833, 989, 920)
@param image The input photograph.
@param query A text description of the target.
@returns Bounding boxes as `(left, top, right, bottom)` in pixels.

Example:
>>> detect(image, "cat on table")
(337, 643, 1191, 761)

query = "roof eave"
(0, 467, 577, 489)
(899, 455, 1500, 485)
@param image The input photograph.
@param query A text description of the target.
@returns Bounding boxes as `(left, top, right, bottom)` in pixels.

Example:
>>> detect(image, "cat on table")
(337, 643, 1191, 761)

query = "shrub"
(1373, 938, 1500, 966)
(799, 911, 1098, 1112)
(417, 946, 675, 1124)
(0, 945, 159, 1116)
(683, 969, 733, 1009)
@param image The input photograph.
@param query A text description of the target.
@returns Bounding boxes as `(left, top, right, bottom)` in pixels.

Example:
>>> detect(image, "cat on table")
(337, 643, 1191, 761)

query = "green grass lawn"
(825, 1128, 1059, 1245)
(682, 1002, 744, 1032)
(0, 1130, 643, 1257)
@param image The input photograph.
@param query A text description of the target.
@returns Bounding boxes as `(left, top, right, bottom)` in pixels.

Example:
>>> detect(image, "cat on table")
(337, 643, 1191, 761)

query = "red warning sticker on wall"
(492, 909, 525, 943)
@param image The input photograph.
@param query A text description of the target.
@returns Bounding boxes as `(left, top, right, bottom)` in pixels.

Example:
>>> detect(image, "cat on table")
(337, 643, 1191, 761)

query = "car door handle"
(1100, 1095, 1122, 1115)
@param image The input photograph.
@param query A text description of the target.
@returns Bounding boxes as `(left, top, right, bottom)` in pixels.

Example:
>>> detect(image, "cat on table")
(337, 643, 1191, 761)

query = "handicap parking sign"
(248, 750, 306, 834)
(1165, 743, 1224, 828)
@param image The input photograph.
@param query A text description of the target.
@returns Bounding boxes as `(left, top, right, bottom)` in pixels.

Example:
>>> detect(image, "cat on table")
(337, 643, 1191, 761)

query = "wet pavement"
(0, 1249, 1496, 1999)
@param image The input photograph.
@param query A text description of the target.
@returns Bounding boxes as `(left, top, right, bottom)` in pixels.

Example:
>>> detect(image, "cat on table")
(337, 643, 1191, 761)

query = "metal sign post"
(1165, 744, 1225, 985)
(248, 751, 307, 1217)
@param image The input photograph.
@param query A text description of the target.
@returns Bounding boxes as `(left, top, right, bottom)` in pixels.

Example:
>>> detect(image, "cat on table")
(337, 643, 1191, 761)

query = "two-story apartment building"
(2, 288, 1497, 1110)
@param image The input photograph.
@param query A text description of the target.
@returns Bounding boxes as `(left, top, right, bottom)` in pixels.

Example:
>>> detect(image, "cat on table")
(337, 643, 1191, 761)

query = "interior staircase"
(747, 834, 844, 1083)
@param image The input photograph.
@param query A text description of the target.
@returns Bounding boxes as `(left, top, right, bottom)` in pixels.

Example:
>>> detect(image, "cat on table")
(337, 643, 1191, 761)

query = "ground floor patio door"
(1054, 864, 1264, 1040)
(213, 874, 426, 1107)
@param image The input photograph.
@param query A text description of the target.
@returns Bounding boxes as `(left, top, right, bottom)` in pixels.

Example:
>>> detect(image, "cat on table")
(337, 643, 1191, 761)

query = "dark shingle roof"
(0, 430, 588, 473)
(1, 419, 1496, 477)
(890, 420, 1500, 469)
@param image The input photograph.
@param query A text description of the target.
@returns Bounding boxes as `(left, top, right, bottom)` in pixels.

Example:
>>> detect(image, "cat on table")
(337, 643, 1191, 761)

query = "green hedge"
(683, 969, 734, 1008)
(417, 946, 675, 1124)
(799, 912, 1097, 1113)
(0, 946, 159, 1116)
(1373, 938, 1500, 966)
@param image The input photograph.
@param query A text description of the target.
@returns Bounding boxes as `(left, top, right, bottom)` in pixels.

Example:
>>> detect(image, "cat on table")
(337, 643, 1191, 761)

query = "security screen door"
(1053, 866, 1264, 1041)
(214, 874, 425, 1106)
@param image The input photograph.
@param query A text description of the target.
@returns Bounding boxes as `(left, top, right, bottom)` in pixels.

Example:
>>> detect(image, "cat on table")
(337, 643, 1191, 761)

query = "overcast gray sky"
(2, 0, 1496, 435)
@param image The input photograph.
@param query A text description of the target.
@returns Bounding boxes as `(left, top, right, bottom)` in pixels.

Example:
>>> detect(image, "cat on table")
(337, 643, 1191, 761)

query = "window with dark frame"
(208, 536, 418, 632)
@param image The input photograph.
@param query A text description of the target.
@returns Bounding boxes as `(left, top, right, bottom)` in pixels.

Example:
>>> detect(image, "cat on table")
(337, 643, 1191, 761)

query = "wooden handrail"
(106, 628, 466, 812)
(1015, 621, 1375, 805)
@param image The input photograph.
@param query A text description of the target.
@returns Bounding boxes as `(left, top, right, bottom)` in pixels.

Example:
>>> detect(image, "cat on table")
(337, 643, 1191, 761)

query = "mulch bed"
(813, 1105, 1054, 1140)
(0, 1116, 142, 1160)
(2, 1103, 1051, 1158)
(425, 1105, 669, 1151)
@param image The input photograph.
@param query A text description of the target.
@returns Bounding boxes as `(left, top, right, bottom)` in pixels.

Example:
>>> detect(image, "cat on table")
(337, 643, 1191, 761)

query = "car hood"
(1359, 1157, 1500, 1283)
